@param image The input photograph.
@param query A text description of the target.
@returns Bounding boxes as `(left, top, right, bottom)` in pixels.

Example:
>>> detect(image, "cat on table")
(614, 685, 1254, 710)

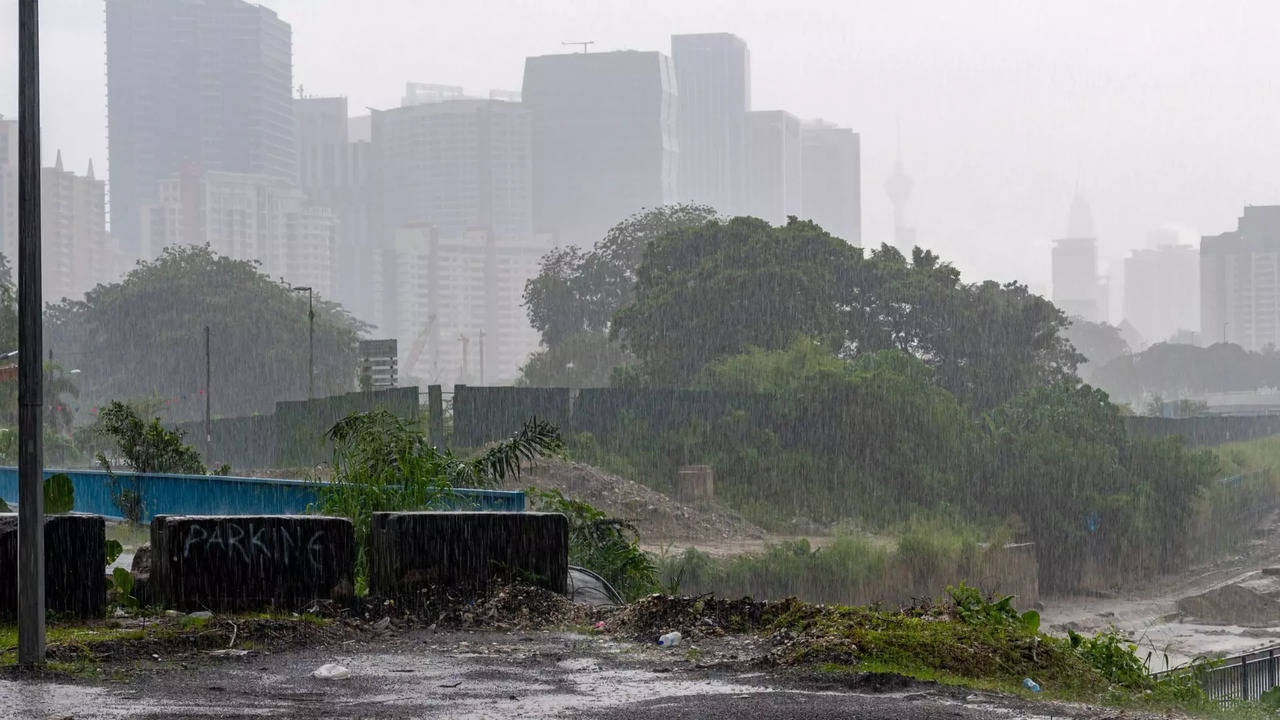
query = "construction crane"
(562, 40, 594, 53)
(402, 313, 438, 383)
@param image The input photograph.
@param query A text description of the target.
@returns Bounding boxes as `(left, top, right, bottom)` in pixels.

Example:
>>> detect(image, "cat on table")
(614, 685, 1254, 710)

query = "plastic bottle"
(1021, 677, 1041, 692)
(658, 631, 682, 647)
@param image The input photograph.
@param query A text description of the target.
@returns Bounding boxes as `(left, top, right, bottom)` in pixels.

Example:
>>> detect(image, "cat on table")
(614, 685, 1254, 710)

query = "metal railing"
(1154, 644, 1280, 701)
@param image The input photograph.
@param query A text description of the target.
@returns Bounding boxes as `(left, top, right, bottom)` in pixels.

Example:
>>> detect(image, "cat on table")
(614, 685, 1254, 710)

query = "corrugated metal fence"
(1154, 645, 1280, 702)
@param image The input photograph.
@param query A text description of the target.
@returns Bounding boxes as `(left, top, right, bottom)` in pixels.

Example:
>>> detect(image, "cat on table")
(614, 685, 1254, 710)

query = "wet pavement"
(0, 630, 1159, 719)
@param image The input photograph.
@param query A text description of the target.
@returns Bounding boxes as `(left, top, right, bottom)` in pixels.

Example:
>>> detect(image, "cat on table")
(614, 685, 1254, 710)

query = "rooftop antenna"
(562, 41, 594, 53)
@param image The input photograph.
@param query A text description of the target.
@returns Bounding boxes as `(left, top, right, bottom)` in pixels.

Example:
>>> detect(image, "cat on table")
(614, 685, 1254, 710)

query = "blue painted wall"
(0, 467, 525, 522)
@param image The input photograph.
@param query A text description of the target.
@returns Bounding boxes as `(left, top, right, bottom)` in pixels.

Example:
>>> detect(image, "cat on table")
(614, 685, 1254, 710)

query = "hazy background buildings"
(4, 0, 1280, 385)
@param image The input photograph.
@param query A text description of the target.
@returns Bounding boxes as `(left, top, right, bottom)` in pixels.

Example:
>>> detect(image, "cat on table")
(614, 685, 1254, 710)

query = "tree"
(1090, 341, 1270, 405)
(94, 401, 205, 474)
(46, 245, 366, 422)
(1061, 318, 1130, 380)
(521, 204, 718, 386)
(613, 217, 854, 385)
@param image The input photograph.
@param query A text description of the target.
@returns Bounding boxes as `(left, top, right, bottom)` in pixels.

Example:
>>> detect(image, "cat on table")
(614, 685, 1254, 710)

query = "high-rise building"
(295, 96, 374, 323)
(885, 148, 916, 251)
(41, 152, 114, 303)
(801, 121, 861, 245)
(389, 225, 542, 386)
(107, 0, 296, 258)
(744, 110, 801, 225)
(672, 33, 750, 215)
(522, 50, 678, 246)
(1201, 205, 1280, 351)
(141, 169, 336, 297)
(1052, 195, 1108, 323)
(371, 98, 533, 243)
(401, 83, 465, 107)
(0, 117, 16, 268)
(1122, 234, 1198, 348)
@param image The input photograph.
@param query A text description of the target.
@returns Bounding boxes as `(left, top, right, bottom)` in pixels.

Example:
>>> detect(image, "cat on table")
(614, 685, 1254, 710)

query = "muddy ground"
(1042, 508, 1280, 670)
(2, 629, 1163, 720)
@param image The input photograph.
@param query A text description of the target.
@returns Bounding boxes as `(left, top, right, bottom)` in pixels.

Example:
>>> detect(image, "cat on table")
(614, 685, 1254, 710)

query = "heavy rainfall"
(0, 1, 1278, 718)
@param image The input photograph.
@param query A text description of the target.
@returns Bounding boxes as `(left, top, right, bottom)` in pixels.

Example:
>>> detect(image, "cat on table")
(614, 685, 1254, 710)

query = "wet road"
(0, 631, 1145, 719)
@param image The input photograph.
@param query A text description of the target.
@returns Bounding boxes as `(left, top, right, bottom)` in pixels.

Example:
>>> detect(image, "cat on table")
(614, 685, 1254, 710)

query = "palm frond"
(469, 417, 563, 487)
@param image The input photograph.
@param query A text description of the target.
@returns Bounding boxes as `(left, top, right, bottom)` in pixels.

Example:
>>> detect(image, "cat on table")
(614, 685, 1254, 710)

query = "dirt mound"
(1177, 582, 1280, 626)
(416, 582, 593, 631)
(518, 461, 764, 543)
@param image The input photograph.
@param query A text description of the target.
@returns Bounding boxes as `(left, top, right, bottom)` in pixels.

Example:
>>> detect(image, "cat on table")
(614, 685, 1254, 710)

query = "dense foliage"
(608, 218, 1080, 409)
(529, 488, 657, 601)
(316, 410, 562, 577)
(520, 204, 719, 387)
(1091, 341, 1280, 406)
(93, 401, 206, 474)
(46, 245, 365, 423)
(575, 339, 1219, 591)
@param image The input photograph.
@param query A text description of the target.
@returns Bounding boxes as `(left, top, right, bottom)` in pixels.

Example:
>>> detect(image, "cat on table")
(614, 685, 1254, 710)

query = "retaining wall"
(150, 514, 355, 612)
(369, 511, 569, 604)
(0, 468, 525, 523)
(0, 513, 106, 619)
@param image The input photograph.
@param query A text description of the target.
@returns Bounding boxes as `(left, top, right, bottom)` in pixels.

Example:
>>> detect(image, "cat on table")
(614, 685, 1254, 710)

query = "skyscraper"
(1122, 234, 1198, 348)
(141, 169, 336, 297)
(885, 148, 916, 251)
(801, 121, 862, 246)
(672, 33, 750, 215)
(522, 50, 678, 246)
(106, 0, 296, 258)
(371, 97, 533, 243)
(1201, 205, 1280, 351)
(41, 152, 113, 303)
(1051, 196, 1107, 323)
(295, 96, 373, 321)
(744, 110, 802, 225)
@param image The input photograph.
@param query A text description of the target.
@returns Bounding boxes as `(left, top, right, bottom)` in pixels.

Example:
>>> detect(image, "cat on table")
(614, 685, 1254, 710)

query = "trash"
(1022, 678, 1041, 692)
(187, 610, 214, 620)
(312, 663, 352, 680)
(372, 616, 391, 631)
(594, 621, 606, 629)
(658, 631, 682, 647)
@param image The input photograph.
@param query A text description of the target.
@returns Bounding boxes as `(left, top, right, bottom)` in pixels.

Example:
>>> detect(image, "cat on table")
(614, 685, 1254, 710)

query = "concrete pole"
(17, 0, 46, 667)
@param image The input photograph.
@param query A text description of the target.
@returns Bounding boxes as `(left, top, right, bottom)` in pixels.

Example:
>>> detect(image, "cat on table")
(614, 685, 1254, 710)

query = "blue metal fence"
(0, 467, 525, 522)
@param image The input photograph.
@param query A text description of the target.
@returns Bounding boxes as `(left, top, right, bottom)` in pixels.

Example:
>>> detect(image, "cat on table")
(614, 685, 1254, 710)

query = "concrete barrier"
(151, 515, 355, 612)
(0, 513, 106, 620)
(369, 511, 569, 604)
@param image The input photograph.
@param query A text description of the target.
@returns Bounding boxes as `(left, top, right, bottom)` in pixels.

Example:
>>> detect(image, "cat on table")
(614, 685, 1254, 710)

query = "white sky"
(3, 0, 1280, 296)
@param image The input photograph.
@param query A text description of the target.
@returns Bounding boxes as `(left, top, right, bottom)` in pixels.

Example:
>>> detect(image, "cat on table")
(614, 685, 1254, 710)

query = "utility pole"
(561, 40, 594, 53)
(478, 330, 485, 386)
(17, 0, 46, 667)
(291, 287, 314, 398)
(204, 325, 211, 456)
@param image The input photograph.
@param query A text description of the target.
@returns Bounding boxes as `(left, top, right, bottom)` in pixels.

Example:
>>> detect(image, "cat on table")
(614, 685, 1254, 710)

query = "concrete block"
(0, 513, 107, 620)
(676, 465, 715, 503)
(150, 515, 355, 612)
(369, 511, 568, 604)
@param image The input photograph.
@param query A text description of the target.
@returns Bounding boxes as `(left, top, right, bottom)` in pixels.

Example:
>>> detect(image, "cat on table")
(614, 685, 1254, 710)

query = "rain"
(1, 1, 1279, 718)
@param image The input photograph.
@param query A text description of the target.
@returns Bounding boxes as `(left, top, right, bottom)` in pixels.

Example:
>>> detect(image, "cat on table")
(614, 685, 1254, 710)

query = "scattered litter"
(658, 631, 682, 647)
(206, 649, 251, 658)
(312, 663, 352, 680)
(594, 621, 607, 630)
(1021, 678, 1041, 693)
(112, 607, 128, 618)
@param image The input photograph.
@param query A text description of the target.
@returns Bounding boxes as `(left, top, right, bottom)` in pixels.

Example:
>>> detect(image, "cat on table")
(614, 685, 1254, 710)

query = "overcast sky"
(2, 0, 1279, 299)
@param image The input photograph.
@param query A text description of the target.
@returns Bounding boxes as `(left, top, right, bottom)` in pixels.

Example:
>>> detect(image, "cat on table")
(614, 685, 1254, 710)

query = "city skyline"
(3, 0, 1278, 294)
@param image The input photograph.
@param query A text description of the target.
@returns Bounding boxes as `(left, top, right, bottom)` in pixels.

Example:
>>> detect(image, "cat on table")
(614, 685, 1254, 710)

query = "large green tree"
(613, 217, 854, 385)
(521, 204, 718, 386)
(46, 245, 365, 422)
(1061, 318, 1130, 381)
